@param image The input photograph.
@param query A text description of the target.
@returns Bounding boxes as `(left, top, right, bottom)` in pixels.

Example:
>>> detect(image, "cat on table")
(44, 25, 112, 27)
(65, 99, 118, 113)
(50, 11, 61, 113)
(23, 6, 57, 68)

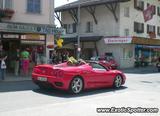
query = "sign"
(0, 22, 65, 35)
(21, 34, 45, 40)
(132, 37, 160, 46)
(104, 37, 132, 44)
(143, 5, 154, 22)
(2, 34, 19, 39)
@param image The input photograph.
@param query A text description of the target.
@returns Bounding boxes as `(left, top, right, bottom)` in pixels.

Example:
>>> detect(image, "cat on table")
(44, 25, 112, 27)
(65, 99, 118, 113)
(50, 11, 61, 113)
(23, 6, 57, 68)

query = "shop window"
(134, 0, 144, 11)
(147, 3, 156, 15)
(157, 26, 160, 36)
(147, 24, 155, 33)
(124, 7, 130, 17)
(27, 0, 41, 14)
(134, 22, 144, 33)
(124, 28, 129, 36)
(0, 0, 12, 9)
(86, 21, 93, 33)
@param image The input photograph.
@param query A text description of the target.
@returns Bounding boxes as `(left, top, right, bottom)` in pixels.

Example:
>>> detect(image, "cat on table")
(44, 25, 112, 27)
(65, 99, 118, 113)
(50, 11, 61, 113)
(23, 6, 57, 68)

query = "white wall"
(62, 4, 120, 36)
(120, 0, 160, 39)
(6, 0, 54, 25)
(97, 39, 135, 68)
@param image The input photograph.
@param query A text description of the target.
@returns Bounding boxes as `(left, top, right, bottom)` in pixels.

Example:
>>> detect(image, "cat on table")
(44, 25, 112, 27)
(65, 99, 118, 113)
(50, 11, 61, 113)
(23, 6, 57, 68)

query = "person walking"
(21, 48, 30, 76)
(0, 43, 7, 80)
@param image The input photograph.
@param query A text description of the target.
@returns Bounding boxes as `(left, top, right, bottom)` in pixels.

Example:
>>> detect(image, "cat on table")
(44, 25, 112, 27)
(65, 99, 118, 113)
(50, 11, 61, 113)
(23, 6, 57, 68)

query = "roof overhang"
(63, 36, 103, 44)
(55, 0, 131, 12)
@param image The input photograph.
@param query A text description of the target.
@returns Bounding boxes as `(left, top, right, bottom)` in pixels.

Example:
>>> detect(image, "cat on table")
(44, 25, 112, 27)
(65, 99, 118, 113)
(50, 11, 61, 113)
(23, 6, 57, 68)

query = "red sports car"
(32, 61, 126, 94)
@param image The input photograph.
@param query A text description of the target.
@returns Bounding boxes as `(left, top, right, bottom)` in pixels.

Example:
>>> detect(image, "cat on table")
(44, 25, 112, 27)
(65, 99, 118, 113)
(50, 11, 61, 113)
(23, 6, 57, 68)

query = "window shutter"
(134, 0, 137, 9)
(147, 25, 149, 33)
(134, 22, 137, 32)
(142, 23, 144, 33)
(72, 23, 76, 33)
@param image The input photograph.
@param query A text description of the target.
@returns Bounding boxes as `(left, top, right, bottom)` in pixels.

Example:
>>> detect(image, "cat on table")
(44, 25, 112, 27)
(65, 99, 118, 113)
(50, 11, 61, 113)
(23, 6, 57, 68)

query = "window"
(63, 23, 76, 34)
(86, 21, 93, 33)
(0, 0, 12, 9)
(158, 7, 160, 16)
(134, 22, 144, 33)
(157, 27, 160, 36)
(27, 0, 41, 13)
(124, 7, 130, 17)
(147, 24, 155, 33)
(73, 23, 77, 33)
(124, 29, 129, 36)
(90, 63, 106, 71)
(134, 0, 144, 11)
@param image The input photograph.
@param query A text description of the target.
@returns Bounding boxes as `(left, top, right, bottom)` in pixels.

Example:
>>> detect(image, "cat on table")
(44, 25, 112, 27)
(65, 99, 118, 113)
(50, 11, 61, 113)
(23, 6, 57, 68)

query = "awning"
(55, 0, 130, 12)
(132, 37, 160, 46)
(62, 36, 102, 44)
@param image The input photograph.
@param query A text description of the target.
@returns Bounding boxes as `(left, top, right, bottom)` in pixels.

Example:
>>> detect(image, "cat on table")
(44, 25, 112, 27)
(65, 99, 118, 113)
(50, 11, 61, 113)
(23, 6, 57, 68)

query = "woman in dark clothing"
(0, 43, 7, 80)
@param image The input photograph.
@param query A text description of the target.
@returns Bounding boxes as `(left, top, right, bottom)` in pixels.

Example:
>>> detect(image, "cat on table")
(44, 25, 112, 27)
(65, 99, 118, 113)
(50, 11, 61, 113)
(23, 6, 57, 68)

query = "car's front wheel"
(113, 75, 122, 88)
(69, 77, 83, 94)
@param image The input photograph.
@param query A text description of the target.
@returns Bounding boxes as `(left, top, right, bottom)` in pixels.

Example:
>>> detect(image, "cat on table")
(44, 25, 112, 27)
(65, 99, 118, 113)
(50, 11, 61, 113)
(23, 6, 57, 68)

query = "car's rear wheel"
(113, 75, 122, 88)
(69, 77, 83, 94)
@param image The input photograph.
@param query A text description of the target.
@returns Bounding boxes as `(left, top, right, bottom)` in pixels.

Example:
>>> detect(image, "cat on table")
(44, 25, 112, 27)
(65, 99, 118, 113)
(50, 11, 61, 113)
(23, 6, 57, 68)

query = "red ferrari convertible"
(32, 61, 126, 94)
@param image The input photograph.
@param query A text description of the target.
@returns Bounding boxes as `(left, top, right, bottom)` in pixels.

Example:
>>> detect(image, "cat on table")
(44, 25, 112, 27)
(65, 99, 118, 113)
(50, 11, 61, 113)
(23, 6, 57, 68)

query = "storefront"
(132, 37, 160, 67)
(99, 36, 160, 68)
(0, 22, 59, 78)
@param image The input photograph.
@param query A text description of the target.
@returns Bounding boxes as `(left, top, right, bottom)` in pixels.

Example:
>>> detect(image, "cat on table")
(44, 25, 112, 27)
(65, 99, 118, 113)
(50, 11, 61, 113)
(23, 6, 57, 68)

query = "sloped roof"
(55, 0, 130, 12)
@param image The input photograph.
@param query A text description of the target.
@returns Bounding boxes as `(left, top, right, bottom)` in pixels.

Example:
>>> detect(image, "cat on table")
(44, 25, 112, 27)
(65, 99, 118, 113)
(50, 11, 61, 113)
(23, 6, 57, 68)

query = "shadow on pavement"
(0, 80, 38, 92)
(32, 86, 127, 98)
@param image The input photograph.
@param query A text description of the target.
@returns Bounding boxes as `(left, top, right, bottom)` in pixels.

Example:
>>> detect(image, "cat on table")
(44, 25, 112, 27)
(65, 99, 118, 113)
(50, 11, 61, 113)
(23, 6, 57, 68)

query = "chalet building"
(55, 0, 160, 68)
(0, 0, 55, 77)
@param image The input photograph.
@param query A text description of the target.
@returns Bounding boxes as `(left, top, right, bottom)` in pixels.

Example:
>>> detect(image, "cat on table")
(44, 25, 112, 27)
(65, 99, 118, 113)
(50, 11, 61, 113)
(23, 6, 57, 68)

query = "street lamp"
(77, 0, 81, 59)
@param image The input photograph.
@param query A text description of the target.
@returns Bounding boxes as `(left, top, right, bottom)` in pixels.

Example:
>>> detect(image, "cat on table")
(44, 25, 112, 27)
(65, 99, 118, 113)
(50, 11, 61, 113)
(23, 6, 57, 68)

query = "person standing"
(0, 43, 7, 80)
(21, 48, 30, 76)
(14, 48, 20, 76)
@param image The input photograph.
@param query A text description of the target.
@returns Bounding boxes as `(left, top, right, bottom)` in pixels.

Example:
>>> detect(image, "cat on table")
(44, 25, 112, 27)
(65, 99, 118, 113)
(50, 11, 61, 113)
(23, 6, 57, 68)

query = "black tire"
(69, 77, 83, 94)
(113, 75, 123, 88)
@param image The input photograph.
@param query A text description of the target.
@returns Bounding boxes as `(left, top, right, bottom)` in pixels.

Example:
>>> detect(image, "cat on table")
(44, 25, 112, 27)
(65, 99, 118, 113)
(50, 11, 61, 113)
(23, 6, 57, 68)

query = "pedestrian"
(37, 46, 44, 64)
(0, 43, 7, 80)
(13, 48, 20, 76)
(21, 47, 30, 76)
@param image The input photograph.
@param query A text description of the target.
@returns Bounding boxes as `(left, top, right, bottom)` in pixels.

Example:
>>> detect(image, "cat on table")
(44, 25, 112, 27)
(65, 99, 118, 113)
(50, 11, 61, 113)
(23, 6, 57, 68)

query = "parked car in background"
(32, 60, 126, 94)
(90, 56, 118, 69)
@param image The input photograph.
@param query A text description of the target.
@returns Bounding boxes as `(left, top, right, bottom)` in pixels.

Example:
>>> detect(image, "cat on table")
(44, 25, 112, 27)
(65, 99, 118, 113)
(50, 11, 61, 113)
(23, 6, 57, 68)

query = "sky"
(54, 0, 77, 26)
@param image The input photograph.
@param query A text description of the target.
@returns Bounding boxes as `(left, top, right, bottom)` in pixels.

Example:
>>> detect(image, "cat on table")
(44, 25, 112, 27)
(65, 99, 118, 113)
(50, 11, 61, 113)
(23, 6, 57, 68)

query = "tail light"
(33, 67, 41, 73)
(53, 69, 64, 78)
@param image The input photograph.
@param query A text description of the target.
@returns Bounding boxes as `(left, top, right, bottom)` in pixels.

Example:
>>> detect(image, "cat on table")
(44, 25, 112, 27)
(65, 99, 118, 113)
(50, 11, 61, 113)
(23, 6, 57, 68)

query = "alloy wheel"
(114, 75, 122, 88)
(70, 77, 83, 94)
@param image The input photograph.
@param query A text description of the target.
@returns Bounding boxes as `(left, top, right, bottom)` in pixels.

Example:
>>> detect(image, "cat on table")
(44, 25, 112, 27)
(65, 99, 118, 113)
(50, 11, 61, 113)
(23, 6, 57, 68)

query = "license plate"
(37, 77, 47, 82)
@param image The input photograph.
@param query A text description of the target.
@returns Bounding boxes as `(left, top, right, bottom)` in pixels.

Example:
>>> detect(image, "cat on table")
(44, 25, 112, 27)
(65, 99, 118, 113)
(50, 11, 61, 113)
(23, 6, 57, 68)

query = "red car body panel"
(32, 62, 126, 91)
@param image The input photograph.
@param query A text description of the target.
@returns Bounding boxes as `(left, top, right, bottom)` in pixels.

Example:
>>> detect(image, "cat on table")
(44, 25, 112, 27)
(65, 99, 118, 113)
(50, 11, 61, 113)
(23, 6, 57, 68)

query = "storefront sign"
(2, 34, 19, 39)
(21, 34, 45, 40)
(104, 37, 132, 44)
(0, 22, 65, 35)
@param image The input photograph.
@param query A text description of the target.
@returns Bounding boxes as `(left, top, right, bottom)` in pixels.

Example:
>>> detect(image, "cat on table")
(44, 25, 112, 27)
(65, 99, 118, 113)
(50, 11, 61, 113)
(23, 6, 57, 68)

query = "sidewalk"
(121, 65, 158, 74)
(1, 74, 32, 82)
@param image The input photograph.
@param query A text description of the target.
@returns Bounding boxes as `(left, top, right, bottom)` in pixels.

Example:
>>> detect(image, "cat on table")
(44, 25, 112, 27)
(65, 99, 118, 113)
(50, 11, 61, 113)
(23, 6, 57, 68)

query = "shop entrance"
(1, 39, 20, 75)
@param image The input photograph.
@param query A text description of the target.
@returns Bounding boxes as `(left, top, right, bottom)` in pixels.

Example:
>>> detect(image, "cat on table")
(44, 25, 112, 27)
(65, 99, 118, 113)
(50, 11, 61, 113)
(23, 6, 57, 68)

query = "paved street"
(0, 66, 160, 116)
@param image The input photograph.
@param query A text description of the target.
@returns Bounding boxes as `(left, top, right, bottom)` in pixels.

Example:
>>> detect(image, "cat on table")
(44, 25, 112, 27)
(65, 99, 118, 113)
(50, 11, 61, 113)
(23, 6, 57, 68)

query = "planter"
(0, 8, 14, 19)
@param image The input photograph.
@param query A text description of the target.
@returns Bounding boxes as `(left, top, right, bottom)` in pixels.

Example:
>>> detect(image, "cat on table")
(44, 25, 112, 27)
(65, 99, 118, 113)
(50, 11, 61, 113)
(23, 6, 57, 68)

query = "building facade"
(0, 0, 55, 76)
(55, 0, 160, 68)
